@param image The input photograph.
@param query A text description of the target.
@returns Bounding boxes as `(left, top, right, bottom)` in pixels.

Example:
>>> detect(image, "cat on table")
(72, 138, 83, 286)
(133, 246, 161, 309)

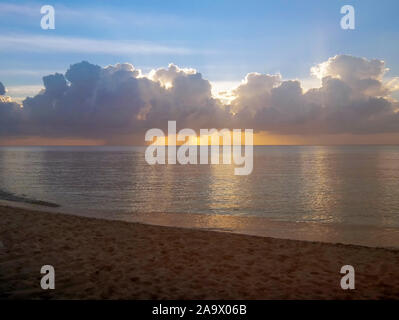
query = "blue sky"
(1, 0, 399, 99)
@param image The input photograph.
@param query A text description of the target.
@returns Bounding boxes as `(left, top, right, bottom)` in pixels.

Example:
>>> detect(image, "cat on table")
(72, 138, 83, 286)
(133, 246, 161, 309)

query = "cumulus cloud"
(230, 73, 282, 115)
(4, 61, 230, 140)
(310, 55, 395, 98)
(1, 54, 399, 142)
(233, 55, 399, 134)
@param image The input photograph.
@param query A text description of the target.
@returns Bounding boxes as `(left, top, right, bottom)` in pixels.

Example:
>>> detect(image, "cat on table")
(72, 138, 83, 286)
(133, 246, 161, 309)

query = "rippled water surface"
(1, 146, 399, 228)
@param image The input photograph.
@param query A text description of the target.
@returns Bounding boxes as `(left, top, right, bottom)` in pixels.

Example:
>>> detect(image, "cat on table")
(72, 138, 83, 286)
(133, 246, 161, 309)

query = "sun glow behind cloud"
(147, 131, 252, 146)
(2, 54, 399, 146)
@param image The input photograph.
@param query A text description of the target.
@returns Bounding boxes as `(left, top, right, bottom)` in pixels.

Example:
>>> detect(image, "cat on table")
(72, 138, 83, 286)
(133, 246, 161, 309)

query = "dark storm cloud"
(1, 55, 399, 141)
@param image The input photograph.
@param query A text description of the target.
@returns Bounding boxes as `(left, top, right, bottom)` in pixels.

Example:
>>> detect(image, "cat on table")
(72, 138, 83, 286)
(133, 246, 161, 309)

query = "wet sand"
(0, 204, 399, 299)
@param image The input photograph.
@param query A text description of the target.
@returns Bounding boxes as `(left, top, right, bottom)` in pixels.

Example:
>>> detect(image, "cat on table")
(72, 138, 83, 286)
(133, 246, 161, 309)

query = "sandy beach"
(0, 204, 399, 300)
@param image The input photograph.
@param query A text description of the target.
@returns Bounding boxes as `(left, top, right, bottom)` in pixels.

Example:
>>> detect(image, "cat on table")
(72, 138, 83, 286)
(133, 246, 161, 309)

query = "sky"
(1, 0, 399, 145)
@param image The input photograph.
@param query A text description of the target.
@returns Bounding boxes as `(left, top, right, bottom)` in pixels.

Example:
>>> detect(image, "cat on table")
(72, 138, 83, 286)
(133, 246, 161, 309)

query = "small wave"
(0, 189, 60, 208)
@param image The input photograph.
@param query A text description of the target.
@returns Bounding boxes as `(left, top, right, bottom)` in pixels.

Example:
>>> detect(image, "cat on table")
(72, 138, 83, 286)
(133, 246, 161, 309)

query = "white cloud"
(0, 34, 195, 55)
(0, 69, 62, 77)
(0, 3, 38, 17)
(5, 85, 44, 102)
(232, 55, 399, 134)
(0, 2, 185, 27)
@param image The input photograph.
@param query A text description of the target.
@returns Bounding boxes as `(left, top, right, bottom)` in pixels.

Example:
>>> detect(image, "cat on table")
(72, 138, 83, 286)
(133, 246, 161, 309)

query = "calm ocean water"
(1, 146, 399, 228)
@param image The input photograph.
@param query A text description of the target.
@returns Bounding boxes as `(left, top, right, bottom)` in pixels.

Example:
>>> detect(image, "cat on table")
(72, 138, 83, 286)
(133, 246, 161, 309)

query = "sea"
(1, 145, 399, 247)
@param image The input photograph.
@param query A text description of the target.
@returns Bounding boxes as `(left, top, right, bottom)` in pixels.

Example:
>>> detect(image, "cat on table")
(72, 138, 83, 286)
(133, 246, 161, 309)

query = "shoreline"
(2, 199, 399, 250)
(0, 192, 60, 208)
(1, 204, 399, 299)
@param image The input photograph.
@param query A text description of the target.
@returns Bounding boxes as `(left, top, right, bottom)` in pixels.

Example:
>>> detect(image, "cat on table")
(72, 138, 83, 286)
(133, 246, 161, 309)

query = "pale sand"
(0, 205, 398, 300)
